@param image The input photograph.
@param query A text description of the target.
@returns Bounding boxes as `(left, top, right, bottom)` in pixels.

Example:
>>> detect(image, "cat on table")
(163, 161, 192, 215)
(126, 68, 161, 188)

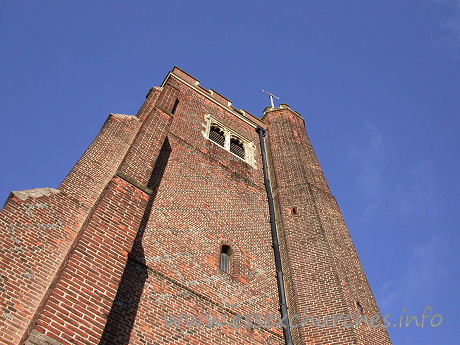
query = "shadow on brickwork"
(99, 137, 171, 345)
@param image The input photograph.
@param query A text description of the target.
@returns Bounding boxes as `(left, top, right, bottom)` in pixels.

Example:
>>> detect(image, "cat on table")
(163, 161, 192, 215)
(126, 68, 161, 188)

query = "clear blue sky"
(1, 1, 459, 344)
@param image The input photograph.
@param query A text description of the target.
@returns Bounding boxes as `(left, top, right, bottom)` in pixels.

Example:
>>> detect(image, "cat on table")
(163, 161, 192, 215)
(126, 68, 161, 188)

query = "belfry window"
(230, 136, 245, 159)
(220, 245, 231, 273)
(207, 121, 248, 162)
(209, 125, 225, 147)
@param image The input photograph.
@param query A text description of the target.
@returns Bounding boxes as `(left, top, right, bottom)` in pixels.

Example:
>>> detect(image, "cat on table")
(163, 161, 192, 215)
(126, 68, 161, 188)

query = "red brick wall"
(263, 106, 391, 344)
(100, 261, 283, 345)
(98, 74, 284, 343)
(0, 111, 145, 345)
(0, 189, 87, 345)
(23, 73, 282, 344)
(0, 68, 391, 345)
(26, 176, 150, 344)
(59, 113, 141, 209)
(117, 107, 172, 187)
(136, 87, 162, 120)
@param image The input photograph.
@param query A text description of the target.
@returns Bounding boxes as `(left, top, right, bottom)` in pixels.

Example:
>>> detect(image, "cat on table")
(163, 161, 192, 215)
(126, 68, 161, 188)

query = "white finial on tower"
(262, 90, 280, 108)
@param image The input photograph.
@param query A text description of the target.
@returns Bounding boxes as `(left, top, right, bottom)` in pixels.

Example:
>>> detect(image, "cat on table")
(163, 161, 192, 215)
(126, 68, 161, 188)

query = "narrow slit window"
(220, 245, 231, 273)
(209, 125, 225, 147)
(230, 137, 245, 159)
(171, 98, 179, 114)
(357, 302, 364, 315)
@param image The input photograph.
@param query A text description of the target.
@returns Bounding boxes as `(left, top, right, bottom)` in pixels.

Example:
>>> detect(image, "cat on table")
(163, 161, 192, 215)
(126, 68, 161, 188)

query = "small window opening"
(220, 245, 231, 273)
(171, 98, 179, 114)
(209, 125, 225, 147)
(356, 302, 364, 315)
(230, 137, 245, 159)
(291, 207, 298, 215)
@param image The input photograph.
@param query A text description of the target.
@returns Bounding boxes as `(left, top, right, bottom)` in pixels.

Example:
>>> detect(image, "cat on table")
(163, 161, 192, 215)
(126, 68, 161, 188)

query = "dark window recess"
(230, 137, 245, 159)
(357, 302, 364, 315)
(220, 245, 231, 273)
(291, 207, 298, 215)
(171, 98, 179, 114)
(209, 125, 225, 147)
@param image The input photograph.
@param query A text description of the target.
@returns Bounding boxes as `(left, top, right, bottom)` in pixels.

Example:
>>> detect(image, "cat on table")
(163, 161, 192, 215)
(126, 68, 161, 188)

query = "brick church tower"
(0, 67, 391, 345)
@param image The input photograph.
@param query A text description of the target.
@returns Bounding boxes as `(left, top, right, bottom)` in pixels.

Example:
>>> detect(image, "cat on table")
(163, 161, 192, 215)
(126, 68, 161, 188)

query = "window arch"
(209, 124, 225, 147)
(230, 136, 245, 159)
(220, 245, 231, 273)
(204, 117, 252, 164)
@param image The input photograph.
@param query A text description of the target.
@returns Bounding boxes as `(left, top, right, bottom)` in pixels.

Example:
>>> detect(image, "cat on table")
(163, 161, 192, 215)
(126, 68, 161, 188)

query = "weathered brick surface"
(263, 106, 391, 344)
(133, 134, 279, 316)
(156, 83, 180, 115)
(166, 75, 263, 184)
(310, 186, 391, 344)
(0, 67, 391, 344)
(59, 113, 141, 209)
(25, 329, 61, 345)
(0, 189, 87, 345)
(117, 107, 173, 188)
(27, 177, 150, 344)
(136, 87, 162, 120)
(99, 259, 283, 345)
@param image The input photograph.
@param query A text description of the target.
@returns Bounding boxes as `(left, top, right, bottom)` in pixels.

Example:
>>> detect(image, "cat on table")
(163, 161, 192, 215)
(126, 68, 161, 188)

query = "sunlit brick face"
(0, 68, 391, 345)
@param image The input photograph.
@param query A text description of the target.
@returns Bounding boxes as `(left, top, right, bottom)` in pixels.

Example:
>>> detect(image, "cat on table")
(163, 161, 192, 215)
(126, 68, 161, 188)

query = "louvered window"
(230, 137, 245, 159)
(206, 119, 250, 163)
(209, 125, 225, 147)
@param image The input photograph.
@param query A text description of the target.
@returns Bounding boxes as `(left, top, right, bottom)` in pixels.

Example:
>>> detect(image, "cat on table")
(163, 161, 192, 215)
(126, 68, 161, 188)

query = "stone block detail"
(26, 330, 62, 345)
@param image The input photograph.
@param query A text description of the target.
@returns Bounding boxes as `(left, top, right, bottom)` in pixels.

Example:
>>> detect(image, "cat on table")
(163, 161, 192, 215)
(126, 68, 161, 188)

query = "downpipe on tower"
(256, 126, 293, 345)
